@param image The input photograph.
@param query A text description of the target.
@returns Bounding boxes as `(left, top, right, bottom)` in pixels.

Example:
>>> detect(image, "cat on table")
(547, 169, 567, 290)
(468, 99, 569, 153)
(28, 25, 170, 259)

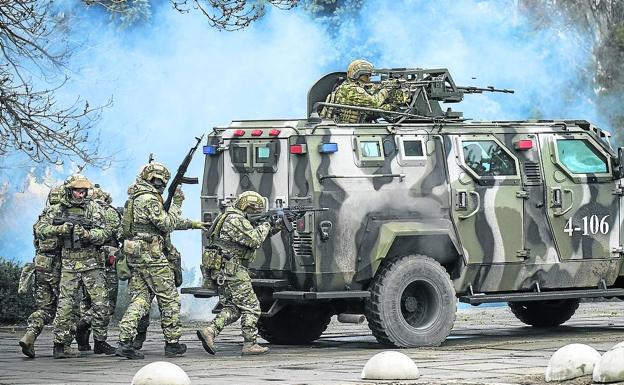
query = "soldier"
(36, 174, 116, 358)
(115, 162, 205, 359)
(321, 59, 411, 123)
(18, 185, 69, 358)
(196, 191, 282, 356)
(76, 186, 121, 351)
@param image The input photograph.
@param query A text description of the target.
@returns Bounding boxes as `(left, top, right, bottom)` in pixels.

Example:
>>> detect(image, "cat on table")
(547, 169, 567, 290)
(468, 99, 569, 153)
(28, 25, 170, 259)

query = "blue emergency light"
(203, 145, 218, 155)
(319, 143, 338, 154)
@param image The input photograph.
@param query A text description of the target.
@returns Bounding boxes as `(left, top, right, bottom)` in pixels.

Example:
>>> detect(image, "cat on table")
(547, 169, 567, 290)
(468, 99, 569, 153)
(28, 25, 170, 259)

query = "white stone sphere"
(361, 351, 420, 380)
(610, 341, 624, 351)
(545, 343, 601, 382)
(132, 361, 191, 385)
(593, 346, 624, 383)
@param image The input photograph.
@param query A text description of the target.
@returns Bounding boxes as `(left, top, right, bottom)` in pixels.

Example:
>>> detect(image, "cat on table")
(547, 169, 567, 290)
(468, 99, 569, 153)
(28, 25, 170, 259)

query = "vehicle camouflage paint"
(187, 68, 624, 348)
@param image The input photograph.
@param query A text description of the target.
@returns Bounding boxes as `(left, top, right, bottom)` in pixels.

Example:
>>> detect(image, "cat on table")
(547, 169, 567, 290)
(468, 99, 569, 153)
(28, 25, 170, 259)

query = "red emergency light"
(232, 129, 245, 137)
(251, 130, 263, 136)
(290, 144, 307, 154)
(514, 139, 533, 150)
(268, 129, 281, 136)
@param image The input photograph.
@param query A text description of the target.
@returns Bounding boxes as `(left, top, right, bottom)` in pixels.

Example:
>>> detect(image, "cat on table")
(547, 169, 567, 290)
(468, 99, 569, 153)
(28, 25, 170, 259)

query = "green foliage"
(0, 257, 36, 324)
(301, 0, 364, 33)
(84, 0, 152, 27)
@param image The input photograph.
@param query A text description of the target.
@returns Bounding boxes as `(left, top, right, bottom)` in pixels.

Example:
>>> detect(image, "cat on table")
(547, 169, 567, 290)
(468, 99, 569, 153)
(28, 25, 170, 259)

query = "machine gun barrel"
(248, 206, 328, 232)
(164, 134, 205, 212)
(457, 85, 515, 94)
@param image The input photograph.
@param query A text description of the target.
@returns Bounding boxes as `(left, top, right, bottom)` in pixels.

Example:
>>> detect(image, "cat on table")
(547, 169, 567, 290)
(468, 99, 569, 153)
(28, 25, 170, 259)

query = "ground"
(0, 302, 623, 385)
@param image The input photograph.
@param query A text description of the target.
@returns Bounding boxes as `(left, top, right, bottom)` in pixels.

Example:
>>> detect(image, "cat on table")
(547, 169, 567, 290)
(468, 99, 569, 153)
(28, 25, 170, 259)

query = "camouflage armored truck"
(183, 68, 624, 348)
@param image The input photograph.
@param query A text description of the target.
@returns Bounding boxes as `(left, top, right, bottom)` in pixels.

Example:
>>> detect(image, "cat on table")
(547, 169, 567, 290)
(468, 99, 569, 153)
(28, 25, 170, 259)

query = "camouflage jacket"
(36, 197, 110, 272)
(94, 199, 122, 246)
(210, 206, 271, 263)
(127, 179, 187, 236)
(323, 79, 389, 123)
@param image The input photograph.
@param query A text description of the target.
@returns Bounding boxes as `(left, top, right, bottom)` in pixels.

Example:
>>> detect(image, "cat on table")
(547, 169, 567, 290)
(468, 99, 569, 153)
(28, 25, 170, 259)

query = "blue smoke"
(0, 0, 604, 274)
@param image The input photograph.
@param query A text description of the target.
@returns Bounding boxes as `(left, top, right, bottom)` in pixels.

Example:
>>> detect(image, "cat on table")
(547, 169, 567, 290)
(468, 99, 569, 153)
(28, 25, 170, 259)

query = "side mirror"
(614, 147, 624, 179)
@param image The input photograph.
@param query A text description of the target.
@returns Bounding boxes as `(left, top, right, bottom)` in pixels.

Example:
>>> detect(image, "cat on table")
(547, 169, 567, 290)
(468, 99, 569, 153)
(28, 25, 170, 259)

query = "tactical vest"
(122, 191, 164, 240)
(59, 205, 96, 255)
(209, 211, 254, 261)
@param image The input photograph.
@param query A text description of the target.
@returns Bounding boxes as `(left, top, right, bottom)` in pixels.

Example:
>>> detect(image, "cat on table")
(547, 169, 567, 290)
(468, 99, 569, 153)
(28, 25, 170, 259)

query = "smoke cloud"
(0, 0, 607, 288)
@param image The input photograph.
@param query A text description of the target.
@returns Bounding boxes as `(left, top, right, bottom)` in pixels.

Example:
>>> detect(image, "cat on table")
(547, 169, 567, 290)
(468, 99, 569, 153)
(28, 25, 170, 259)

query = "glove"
(191, 221, 211, 230)
(107, 253, 116, 267)
(55, 223, 72, 236)
(74, 224, 91, 241)
(173, 186, 185, 206)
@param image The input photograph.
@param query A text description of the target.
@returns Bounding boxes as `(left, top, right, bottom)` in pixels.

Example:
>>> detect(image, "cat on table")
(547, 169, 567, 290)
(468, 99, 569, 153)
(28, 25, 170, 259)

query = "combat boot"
(93, 340, 116, 355)
(63, 346, 80, 358)
(115, 341, 144, 360)
(76, 320, 92, 351)
(241, 342, 269, 356)
(53, 343, 79, 359)
(132, 330, 147, 350)
(19, 330, 37, 358)
(196, 327, 216, 355)
(164, 341, 187, 357)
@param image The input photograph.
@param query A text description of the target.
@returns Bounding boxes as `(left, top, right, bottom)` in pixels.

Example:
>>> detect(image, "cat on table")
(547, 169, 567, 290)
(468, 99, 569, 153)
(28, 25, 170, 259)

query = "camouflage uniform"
(77, 187, 121, 350)
(19, 186, 64, 358)
(36, 175, 114, 358)
(197, 191, 279, 355)
(116, 163, 201, 359)
(321, 59, 410, 123)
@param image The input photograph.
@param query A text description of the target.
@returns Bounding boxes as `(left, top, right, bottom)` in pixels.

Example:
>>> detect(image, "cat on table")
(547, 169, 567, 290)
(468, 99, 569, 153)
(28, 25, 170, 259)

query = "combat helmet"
(233, 191, 266, 213)
(65, 174, 93, 190)
(139, 162, 171, 184)
(92, 184, 112, 204)
(347, 59, 373, 80)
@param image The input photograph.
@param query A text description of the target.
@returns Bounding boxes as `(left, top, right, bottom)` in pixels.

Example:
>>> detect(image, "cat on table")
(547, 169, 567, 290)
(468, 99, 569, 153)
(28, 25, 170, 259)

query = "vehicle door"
(540, 133, 619, 261)
(448, 134, 524, 265)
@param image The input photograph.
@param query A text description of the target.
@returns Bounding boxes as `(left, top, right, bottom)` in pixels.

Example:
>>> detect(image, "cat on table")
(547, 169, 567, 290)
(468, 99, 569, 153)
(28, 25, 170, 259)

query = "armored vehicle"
(184, 68, 624, 347)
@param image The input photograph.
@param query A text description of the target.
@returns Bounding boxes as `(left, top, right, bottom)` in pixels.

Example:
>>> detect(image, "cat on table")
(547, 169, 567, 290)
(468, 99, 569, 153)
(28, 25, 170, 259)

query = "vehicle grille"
(523, 161, 542, 185)
(292, 230, 313, 261)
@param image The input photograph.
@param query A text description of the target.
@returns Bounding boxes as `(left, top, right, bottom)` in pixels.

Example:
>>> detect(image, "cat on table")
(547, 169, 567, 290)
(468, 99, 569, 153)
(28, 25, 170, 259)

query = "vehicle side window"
(360, 141, 381, 157)
(556, 139, 607, 174)
(231, 146, 248, 164)
(462, 140, 516, 176)
(403, 140, 424, 157)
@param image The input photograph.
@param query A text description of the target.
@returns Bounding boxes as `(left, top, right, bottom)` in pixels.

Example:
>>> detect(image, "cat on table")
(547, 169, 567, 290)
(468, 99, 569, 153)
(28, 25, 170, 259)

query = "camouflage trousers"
(118, 263, 181, 343)
(80, 266, 119, 323)
(53, 268, 110, 344)
(210, 265, 261, 343)
(26, 267, 60, 336)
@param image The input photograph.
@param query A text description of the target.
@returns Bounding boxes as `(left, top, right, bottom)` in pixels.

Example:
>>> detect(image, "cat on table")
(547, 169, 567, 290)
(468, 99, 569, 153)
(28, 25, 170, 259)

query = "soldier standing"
(196, 191, 281, 356)
(19, 185, 68, 358)
(76, 186, 121, 351)
(36, 174, 116, 358)
(115, 162, 204, 359)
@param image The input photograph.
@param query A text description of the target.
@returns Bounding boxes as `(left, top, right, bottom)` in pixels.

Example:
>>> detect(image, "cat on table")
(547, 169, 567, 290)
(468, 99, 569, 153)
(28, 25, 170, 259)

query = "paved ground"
(1, 302, 623, 385)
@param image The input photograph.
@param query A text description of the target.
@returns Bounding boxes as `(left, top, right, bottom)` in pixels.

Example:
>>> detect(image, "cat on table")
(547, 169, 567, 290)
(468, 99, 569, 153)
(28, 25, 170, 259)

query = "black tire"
(364, 254, 457, 347)
(258, 305, 331, 345)
(508, 298, 580, 327)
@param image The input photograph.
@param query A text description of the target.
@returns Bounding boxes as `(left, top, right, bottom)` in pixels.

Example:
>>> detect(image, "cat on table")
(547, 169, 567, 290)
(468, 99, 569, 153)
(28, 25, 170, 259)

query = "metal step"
(459, 288, 624, 305)
(273, 290, 370, 300)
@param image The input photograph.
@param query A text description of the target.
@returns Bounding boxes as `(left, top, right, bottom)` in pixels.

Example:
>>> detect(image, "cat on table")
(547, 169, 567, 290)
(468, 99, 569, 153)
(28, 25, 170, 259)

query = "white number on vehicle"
(564, 215, 610, 237)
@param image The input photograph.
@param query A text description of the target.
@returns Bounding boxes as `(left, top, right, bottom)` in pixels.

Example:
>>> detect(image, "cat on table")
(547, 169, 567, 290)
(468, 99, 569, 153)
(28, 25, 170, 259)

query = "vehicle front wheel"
(364, 254, 457, 347)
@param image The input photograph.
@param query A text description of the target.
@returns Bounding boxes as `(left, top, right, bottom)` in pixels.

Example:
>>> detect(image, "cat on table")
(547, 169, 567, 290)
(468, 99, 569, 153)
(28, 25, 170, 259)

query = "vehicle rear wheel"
(364, 254, 457, 347)
(258, 305, 331, 345)
(508, 298, 580, 327)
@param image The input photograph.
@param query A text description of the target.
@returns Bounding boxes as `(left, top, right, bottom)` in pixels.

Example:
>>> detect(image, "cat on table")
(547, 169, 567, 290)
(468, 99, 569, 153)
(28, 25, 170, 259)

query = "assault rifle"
(164, 134, 205, 212)
(52, 216, 96, 244)
(248, 206, 329, 232)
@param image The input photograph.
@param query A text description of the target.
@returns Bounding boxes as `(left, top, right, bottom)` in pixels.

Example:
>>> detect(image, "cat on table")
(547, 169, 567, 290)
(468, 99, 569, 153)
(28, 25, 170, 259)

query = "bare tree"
(0, 1, 109, 167)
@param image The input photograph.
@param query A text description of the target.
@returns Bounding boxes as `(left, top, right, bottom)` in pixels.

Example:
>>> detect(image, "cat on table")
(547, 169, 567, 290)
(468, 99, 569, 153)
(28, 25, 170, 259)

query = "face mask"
(150, 178, 166, 193)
